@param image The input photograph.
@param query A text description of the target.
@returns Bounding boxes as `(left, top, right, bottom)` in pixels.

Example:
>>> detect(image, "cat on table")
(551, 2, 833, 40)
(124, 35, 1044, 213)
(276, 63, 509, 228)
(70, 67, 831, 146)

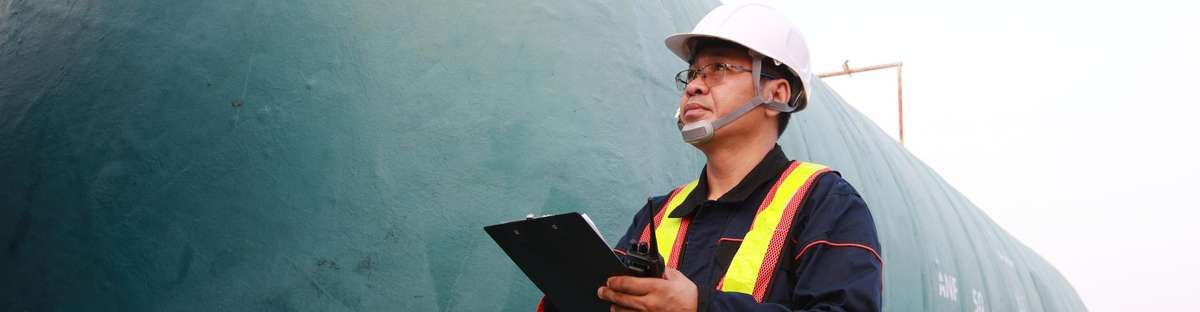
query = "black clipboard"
(485, 212, 630, 311)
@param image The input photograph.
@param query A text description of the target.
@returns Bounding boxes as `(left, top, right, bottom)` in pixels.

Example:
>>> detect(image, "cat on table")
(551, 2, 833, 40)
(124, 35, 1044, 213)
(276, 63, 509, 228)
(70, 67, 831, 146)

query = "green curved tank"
(0, 0, 1086, 310)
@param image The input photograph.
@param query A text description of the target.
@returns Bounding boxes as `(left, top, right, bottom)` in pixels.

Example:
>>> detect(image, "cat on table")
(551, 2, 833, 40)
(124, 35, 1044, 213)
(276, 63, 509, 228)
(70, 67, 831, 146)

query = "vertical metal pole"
(818, 62, 906, 145)
(897, 65, 904, 145)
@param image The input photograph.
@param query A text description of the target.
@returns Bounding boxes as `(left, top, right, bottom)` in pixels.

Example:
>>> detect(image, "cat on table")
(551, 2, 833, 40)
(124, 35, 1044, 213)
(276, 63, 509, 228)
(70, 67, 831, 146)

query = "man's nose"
(684, 78, 708, 98)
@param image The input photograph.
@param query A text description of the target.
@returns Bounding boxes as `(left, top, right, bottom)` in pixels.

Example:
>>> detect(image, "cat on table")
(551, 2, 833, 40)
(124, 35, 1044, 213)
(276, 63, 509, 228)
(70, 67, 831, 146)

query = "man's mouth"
(682, 103, 711, 122)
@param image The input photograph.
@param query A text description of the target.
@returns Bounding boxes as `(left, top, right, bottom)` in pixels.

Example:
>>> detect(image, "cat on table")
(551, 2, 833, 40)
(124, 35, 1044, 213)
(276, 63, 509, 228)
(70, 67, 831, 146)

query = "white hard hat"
(664, 1, 813, 111)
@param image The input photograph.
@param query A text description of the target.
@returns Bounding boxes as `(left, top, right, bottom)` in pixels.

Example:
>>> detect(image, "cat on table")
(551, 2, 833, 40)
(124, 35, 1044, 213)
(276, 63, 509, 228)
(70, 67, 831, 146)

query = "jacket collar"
(669, 144, 791, 218)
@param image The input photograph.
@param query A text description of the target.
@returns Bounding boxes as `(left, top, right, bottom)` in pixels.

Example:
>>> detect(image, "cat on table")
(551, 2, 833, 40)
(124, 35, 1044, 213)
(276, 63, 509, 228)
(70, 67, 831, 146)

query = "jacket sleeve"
(705, 176, 883, 312)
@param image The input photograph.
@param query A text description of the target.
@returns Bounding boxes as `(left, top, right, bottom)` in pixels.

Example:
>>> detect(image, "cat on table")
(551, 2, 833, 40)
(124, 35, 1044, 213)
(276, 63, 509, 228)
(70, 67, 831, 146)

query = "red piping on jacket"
(793, 240, 884, 291)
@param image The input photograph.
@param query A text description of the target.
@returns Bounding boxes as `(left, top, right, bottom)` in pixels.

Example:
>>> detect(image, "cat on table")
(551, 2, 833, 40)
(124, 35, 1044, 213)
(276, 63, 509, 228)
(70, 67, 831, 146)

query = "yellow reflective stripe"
(654, 180, 698, 266)
(720, 162, 829, 298)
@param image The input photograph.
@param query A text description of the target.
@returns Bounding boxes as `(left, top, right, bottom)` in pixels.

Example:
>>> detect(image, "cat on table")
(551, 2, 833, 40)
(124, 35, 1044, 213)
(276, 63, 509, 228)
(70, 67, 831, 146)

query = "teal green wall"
(0, 0, 1085, 310)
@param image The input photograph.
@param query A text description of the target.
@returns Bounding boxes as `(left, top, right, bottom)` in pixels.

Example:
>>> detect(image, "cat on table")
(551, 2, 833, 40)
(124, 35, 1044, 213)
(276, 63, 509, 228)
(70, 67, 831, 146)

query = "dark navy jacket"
(614, 145, 882, 311)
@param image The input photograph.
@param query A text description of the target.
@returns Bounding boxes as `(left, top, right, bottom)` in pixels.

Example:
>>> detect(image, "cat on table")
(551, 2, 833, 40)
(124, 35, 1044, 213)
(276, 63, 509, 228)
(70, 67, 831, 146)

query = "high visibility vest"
(637, 161, 832, 303)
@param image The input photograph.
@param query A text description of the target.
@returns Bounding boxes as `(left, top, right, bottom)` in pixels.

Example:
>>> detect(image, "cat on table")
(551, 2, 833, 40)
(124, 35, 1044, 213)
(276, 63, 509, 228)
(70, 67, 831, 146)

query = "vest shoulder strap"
(718, 161, 831, 302)
(637, 179, 698, 269)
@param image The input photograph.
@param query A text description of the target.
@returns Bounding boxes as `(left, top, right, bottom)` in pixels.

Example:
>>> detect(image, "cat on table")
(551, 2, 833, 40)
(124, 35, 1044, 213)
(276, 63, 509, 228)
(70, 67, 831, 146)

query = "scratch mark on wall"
(287, 256, 353, 309)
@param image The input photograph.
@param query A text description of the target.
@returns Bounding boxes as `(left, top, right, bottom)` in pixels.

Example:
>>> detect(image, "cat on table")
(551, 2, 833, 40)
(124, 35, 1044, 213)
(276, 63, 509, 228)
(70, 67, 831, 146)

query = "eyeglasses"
(674, 63, 777, 91)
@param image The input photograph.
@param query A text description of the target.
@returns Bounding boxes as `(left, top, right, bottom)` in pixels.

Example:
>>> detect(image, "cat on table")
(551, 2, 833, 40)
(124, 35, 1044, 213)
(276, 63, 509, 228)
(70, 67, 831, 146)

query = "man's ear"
(768, 79, 791, 104)
(761, 79, 789, 119)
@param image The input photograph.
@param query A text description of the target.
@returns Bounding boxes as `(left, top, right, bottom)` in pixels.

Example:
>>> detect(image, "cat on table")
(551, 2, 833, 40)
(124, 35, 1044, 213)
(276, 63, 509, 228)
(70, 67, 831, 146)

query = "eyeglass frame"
(674, 63, 780, 91)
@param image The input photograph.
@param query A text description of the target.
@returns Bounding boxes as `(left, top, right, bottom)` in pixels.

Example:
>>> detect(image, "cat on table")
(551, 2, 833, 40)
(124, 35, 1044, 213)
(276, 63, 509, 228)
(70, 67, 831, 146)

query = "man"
(592, 2, 883, 311)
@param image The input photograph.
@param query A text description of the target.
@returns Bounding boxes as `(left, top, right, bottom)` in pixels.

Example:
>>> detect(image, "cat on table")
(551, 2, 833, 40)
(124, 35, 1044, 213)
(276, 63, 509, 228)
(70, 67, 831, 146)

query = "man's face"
(677, 45, 762, 137)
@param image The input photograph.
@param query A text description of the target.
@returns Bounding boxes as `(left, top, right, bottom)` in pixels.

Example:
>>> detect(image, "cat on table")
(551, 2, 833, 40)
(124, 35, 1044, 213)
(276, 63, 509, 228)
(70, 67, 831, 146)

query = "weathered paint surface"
(0, 0, 1085, 311)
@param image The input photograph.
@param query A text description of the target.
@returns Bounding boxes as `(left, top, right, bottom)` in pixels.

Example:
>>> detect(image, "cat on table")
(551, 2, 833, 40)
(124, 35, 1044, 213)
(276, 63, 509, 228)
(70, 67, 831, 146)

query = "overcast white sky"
(725, 0, 1200, 310)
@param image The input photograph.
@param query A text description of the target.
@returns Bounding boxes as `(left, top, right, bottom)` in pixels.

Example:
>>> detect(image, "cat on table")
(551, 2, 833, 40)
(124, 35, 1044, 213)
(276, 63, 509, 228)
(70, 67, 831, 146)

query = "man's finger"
(606, 276, 659, 295)
(597, 286, 645, 310)
(663, 267, 685, 281)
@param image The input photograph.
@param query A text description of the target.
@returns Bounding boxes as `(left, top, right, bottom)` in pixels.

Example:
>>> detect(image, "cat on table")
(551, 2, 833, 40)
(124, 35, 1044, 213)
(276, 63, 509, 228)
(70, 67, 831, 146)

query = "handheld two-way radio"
(621, 209, 666, 278)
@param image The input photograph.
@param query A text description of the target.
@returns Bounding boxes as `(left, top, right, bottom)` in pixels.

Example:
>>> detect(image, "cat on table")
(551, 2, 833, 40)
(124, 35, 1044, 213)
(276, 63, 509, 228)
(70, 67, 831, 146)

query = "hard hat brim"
(664, 32, 806, 84)
(664, 33, 746, 63)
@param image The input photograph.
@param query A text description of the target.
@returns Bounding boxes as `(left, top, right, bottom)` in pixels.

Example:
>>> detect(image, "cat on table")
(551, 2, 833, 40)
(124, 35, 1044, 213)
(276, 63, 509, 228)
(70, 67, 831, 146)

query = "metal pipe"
(817, 62, 905, 144)
(897, 65, 904, 145)
(817, 62, 902, 78)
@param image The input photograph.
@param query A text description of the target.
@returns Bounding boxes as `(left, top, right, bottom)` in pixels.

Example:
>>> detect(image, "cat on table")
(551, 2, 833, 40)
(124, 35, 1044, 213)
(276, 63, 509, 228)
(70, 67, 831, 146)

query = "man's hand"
(597, 268, 698, 312)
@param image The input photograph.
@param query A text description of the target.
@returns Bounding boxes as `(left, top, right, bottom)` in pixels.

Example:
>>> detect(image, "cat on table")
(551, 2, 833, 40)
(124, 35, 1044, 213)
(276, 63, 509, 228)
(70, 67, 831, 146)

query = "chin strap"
(678, 52, 796, 145)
